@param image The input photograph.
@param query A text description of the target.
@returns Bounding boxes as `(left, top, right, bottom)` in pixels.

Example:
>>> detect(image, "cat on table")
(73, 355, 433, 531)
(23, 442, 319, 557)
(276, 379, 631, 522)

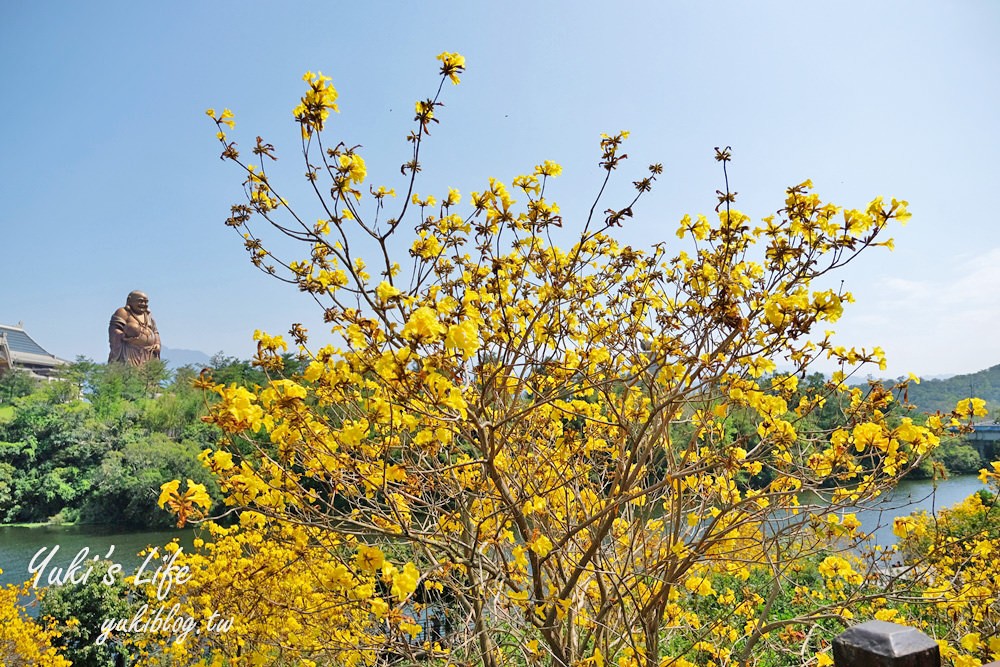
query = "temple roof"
(0, 323, 69, 376)
(1, 323, 51, 356)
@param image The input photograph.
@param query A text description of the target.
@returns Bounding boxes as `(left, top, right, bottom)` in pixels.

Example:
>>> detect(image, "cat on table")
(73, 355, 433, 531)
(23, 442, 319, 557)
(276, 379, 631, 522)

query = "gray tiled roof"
(0, 324, 51, 356)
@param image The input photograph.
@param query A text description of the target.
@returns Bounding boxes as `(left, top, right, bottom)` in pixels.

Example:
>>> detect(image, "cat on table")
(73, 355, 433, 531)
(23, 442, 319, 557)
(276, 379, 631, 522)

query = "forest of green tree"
(0, 355, 300, 527)
(903, 362, 1000, 416)
(0, 358, 995, 528)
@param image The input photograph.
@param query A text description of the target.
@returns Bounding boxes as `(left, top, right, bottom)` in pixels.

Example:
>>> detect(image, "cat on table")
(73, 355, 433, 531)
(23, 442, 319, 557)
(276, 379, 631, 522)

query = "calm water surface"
(0, 524, 197, 590)
(0, 476, 987, 589)
(847, 473, 987, 547)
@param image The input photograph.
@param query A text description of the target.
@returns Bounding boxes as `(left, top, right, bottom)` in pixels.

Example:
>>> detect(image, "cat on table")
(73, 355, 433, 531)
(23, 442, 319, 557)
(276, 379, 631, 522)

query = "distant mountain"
(160, 347, 213, 369)
(904, 363, 1000, 415)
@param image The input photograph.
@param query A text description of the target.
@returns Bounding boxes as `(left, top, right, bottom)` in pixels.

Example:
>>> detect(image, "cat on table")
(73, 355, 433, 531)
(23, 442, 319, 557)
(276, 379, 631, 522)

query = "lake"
(847, 473, 988, 547)
(0, 474, 988, 591)
(0, 524, 198, 590)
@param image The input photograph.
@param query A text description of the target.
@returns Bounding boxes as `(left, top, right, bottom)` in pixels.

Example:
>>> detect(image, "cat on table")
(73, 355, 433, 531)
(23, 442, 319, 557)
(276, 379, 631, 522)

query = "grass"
(1, 521, 58, 528)
(0, 404, 13, 422)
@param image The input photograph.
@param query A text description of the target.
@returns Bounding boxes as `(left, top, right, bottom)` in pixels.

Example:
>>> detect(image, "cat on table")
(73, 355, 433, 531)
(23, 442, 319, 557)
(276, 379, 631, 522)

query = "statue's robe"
(108, 307, 160, 365)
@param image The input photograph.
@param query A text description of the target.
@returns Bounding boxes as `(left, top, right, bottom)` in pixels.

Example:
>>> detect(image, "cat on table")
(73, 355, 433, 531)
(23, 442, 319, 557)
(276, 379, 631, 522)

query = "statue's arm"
(108, 309, 128, 361)
(151, 316, 161, 356)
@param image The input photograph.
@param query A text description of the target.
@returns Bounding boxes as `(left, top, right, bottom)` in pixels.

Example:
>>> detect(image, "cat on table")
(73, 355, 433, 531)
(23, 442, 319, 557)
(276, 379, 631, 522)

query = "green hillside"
(905, 363, 1000, 416)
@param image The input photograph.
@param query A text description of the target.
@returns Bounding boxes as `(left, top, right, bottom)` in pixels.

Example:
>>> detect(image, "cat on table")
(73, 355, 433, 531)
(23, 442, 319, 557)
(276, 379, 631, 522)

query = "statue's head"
(126, 291, 150, 314)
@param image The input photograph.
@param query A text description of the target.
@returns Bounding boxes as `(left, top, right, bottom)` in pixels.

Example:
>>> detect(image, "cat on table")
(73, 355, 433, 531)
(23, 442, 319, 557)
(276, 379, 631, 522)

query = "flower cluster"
(163, 51, 989, 667)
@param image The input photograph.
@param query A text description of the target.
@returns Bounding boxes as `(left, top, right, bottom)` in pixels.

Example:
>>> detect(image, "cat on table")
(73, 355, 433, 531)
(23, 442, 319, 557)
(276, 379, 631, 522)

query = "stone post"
(833, 621, 939, 667)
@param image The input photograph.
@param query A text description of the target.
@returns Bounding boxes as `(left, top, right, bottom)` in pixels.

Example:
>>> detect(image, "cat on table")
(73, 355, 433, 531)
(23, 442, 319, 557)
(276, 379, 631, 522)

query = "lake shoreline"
(1, 475, 990, 589)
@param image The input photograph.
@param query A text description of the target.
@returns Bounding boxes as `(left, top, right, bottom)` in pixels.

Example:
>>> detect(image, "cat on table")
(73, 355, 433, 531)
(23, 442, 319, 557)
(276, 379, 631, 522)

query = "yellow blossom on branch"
(956, 397, 988, 418)
(169, 51, 964, 667)
(402, 306, 446, 342)
(436, 51, 466, 84)
(158, 479, 212, 527)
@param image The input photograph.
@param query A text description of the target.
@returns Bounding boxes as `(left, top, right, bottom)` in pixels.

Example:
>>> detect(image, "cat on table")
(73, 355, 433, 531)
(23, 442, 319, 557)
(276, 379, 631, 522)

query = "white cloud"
(828, 246, 1000, 377)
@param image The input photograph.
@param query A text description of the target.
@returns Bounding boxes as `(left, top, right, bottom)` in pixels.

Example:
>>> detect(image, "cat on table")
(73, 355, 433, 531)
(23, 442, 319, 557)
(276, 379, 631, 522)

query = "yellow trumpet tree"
(153, 53, 967, 667)
(0, 573, 71, 667)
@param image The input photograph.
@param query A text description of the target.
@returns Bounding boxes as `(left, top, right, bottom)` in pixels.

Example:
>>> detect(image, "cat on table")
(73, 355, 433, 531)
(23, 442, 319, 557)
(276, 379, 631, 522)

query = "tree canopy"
(149, 52, 993, 667)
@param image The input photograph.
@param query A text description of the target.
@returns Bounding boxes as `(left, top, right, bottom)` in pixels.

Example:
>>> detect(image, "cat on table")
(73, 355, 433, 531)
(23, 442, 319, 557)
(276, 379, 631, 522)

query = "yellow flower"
(892, 516, 923, 539)
(414, 100, 434, 120)
(391, 562, 420, 599)
(411, 192, 437, 207)
(369, 597, 389, 618)
(840, 513, 862, 534)
(355, 544, 384, 572)
(375, 281, 402, 303)
(211, 450, 234, 470)
(338, 152, 366, 184)
(529, 534, 553, 557)
(818, 555, 854, 579)
(852, 422, 887, 452)
(293, 71, 339, 137)
(157, 479, 211, 526)
(402, 306, 446, 342)
(253, 329, 288, 352)
(956, 397, 988, 418)
(445, 320, 480, 359)
(187, 479, 212, 509)
(874, 609, 900, 622)
(158, 480, 181, 508)
(684, 575, 716, 596)
(535, 160, 563, 177)
(436, 51, 466, 84)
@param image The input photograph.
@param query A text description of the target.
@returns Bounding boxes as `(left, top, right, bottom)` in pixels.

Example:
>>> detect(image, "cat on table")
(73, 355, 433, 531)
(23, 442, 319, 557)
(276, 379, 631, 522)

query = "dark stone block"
(833, 621, 939, 667)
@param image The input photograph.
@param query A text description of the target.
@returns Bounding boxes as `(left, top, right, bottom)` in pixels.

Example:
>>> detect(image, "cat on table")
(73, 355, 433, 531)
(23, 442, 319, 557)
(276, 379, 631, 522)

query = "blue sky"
(2, 1, 998, 378)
